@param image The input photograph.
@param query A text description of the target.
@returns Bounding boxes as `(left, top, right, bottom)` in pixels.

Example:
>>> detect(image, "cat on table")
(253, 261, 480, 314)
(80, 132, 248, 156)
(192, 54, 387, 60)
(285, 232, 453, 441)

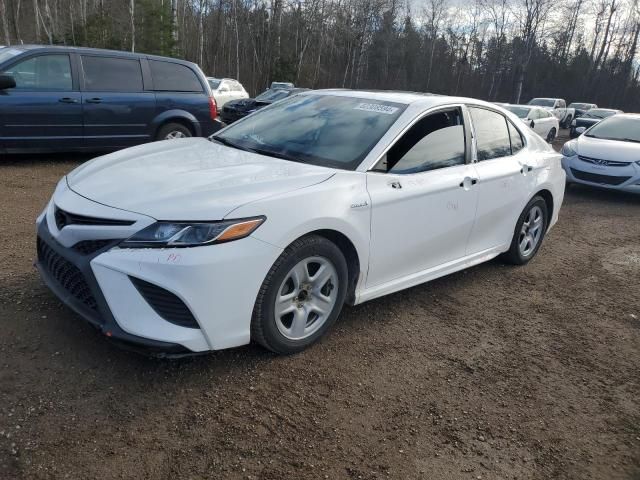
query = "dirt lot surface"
(1, 131, 639, 479)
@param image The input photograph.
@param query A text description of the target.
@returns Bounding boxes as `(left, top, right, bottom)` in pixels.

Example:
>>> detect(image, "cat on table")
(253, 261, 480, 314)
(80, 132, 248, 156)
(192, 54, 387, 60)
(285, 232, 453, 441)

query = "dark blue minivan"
(0, 45, 222, 153)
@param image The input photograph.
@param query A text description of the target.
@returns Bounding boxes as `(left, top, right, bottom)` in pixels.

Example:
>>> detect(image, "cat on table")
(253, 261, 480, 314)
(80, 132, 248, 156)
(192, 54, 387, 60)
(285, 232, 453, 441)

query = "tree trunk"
(130, 0, 135, 52)
(0, 0, 11, 45)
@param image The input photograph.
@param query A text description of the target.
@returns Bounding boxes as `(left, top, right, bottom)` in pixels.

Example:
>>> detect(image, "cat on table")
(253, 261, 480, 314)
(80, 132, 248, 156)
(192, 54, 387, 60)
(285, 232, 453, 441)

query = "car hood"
(66, 138, 336, 220)
(575, 135, 640, 162)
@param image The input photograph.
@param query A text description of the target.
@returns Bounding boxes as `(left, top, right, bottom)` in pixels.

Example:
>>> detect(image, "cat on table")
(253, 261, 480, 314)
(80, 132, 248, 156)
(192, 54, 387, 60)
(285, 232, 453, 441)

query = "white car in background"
(36, 91, 565, 356)
(562, 113, 640, 193)
(207, 77, 249, 108)
(505, 105, 559, 143)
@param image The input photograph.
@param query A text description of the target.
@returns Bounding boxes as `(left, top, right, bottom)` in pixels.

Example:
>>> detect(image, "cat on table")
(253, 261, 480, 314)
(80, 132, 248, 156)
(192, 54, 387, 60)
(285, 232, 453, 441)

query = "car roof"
(8, 44, 198, 67)
(304, 89, 503, 109)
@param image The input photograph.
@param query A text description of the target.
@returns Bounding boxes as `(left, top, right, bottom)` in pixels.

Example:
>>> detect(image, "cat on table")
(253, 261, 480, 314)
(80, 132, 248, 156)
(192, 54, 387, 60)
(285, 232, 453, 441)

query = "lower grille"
(37, 237, 98, 310)
(570, 168, 631, 186)
(129, 277, 200, 329)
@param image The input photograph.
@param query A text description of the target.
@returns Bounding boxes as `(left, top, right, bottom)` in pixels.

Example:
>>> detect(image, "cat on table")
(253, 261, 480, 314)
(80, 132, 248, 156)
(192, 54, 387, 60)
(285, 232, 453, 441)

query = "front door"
(365, 107, 479, 288)
(0, 53, 82, 151)
(80, 55, 155, 149)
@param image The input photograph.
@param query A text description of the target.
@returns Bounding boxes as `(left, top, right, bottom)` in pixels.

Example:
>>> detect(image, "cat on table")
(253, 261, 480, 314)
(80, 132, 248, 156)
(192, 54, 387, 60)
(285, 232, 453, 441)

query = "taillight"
(209, 96, 218, 120)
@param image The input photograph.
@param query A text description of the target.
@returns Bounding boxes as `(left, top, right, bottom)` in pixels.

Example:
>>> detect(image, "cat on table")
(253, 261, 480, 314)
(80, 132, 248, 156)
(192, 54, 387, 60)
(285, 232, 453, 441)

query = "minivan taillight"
(209, 97, 218, 121)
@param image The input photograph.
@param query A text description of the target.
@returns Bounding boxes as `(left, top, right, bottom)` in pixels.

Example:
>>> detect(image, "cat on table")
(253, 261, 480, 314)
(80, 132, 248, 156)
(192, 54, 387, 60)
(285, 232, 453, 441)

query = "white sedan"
(36, 91, 565, 355)
(505, 105, 560, 143)
(562, 113, 640, 193)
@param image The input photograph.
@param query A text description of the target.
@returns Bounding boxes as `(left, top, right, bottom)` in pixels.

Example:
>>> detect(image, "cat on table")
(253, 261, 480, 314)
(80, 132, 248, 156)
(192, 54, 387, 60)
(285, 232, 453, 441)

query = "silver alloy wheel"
(518, 205, 544, 257)
(165, 131, 187, 139)
(274, 256, 339, 341)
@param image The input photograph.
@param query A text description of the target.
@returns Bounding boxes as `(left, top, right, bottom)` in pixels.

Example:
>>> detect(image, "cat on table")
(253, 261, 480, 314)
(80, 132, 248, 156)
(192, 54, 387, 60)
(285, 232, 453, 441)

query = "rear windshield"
(584, 109, 617, 119)
(528, 99, 555, 107)
(569, 103, 592, 109)
(208, 78, 221, 90)
(505, 106, 531, 118)
(215, 94, 406, 170)
(585, 116, 640, 143)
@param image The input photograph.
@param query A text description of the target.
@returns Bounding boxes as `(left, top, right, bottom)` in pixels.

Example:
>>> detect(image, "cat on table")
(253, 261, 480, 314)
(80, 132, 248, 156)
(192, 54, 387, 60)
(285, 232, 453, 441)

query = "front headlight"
(561, 141, 578, 157)
(120, 217, 265, 248)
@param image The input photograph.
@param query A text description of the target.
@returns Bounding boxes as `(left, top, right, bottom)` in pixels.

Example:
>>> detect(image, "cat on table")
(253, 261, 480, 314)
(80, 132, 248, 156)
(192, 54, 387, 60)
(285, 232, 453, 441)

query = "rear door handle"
(85, 97, 102, 104)
(459, 178, 478, 188)
(520, 165, 534, 173)
(58, 97, 78, 104)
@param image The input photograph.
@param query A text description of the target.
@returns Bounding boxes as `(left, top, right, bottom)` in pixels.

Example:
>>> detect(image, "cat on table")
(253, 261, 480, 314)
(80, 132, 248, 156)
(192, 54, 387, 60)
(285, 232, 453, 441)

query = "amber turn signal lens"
(216, 218, 265, 242)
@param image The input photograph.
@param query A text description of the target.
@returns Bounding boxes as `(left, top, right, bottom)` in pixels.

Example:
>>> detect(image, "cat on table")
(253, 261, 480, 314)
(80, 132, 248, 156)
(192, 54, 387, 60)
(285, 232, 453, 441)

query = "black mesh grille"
(129, 277, 199, 329)
(54, 206, 135, 230)
(73, 239, 115, 255)
(37, 237, 98, 311)
(571, 168, 631, 186)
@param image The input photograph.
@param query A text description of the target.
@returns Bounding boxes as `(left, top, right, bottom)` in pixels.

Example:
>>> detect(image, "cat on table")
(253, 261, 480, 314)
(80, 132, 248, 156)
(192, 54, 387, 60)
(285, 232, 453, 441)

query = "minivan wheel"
(156, 122, 192, 141)
(503, 196, 548, 265)
(251, 235, 348, 354)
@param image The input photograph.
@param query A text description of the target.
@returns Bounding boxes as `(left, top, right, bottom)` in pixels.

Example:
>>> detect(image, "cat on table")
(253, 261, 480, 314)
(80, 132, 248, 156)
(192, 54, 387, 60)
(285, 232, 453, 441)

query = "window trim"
(466, 104, 528, 163)
(0, 53, 76, 92)
(366, 104, 471, 175)
(80, 54, 145, 93)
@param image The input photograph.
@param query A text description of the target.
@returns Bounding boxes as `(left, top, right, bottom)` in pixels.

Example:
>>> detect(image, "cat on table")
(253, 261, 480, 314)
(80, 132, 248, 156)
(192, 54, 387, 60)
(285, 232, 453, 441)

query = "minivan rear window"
(82, 56, 143, 91)
(150, 61, 203, 92)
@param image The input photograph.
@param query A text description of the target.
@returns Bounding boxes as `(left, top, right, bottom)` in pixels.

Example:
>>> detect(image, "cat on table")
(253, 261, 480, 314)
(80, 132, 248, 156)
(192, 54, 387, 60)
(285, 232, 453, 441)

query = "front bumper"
(36, 183, 283, 355)
(562, 155, 640, 193)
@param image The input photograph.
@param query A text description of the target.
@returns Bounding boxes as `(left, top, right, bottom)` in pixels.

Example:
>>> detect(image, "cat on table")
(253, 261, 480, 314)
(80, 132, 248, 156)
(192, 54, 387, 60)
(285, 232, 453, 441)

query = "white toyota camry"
(36, 90, 565, 356)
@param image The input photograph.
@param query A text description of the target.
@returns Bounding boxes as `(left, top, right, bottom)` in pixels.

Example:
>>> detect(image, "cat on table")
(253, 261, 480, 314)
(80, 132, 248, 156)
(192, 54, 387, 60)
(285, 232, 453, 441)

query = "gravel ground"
(0, 131, 639, 479)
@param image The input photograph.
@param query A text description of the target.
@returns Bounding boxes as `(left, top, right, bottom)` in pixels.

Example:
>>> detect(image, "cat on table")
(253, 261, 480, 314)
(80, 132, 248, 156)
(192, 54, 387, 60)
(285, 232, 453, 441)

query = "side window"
(376, 108, 466, 174)
(4, 54, 72, 90)
(559, 100, 566, 108)
(82, 56, 143, 91)
(508, 121, 524, 154)
(469, 107, 512, 161)
(529, 109, 539, 120)
(149, 61, 203, 92)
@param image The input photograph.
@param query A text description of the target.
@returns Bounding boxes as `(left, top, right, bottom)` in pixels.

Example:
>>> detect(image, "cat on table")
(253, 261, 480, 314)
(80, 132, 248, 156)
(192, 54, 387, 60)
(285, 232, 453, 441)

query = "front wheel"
(503, 196, 549, 265)
(251, 235, 348, 354)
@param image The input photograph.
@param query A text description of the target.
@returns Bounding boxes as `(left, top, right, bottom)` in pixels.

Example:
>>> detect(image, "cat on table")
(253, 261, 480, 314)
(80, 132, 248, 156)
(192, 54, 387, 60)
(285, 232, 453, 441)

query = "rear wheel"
(546, 127, 556, 143)
(251, 235, 348, 354)
(156, 122, 192, 141)
(503, 196, 548, 265)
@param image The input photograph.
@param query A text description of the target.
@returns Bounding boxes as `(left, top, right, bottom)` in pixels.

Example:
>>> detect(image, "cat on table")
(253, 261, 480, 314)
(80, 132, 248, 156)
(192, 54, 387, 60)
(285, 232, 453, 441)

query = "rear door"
(466, 106, 531, 254)
(80, 54, 155, 149)
(0, 53, 82, 151)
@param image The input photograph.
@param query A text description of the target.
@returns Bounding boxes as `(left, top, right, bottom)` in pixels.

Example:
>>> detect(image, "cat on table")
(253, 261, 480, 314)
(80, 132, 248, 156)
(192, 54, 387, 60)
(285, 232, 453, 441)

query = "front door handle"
(459, 177, 478, 188)
(388, 181, 402, 189)
(85, 97, 102, 104)
(58, 97, 78, 104)
(520, 165, 534, 174)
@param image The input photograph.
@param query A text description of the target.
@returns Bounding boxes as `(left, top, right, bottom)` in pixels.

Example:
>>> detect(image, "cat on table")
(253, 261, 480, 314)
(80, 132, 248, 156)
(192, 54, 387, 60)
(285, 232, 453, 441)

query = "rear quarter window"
(150, 61, 203, 92)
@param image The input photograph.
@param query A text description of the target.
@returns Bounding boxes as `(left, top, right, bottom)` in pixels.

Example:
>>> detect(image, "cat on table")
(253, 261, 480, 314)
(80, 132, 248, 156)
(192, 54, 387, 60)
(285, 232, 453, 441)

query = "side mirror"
(0, 74, 16, 90)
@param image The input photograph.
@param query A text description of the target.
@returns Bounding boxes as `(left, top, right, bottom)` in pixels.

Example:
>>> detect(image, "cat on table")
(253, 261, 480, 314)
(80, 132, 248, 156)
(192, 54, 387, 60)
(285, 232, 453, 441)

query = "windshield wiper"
(246, 146, 301, 162)
(210, 136, 253, 152)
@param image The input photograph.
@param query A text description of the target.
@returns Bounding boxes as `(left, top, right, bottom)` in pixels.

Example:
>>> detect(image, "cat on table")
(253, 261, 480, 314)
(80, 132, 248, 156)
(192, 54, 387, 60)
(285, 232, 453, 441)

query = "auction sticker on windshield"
(354, 103, 400, 115)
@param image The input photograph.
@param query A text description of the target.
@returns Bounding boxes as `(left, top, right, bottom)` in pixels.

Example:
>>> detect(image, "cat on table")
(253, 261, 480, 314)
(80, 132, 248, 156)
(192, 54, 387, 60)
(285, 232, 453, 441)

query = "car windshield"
(505, 106, 531, 118)
(214, 94, 406, 170)
(0, 47, 23, 65)
(585, 116, 640, 142)
(569, 103, 591, 109)
(528, 99, 555, 107)
(208, 78, 221, 89)
(255, 89, 292, 103)
(583, 109, 616, 119)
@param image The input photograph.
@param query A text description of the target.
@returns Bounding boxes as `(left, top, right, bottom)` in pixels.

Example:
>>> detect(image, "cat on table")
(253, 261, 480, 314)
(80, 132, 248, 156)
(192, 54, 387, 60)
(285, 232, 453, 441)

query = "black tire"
(503, 196, 549, 265)
(156, 122, 192, 141)
(251, 235, 348, 354)
(546, 128, 556, 143)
